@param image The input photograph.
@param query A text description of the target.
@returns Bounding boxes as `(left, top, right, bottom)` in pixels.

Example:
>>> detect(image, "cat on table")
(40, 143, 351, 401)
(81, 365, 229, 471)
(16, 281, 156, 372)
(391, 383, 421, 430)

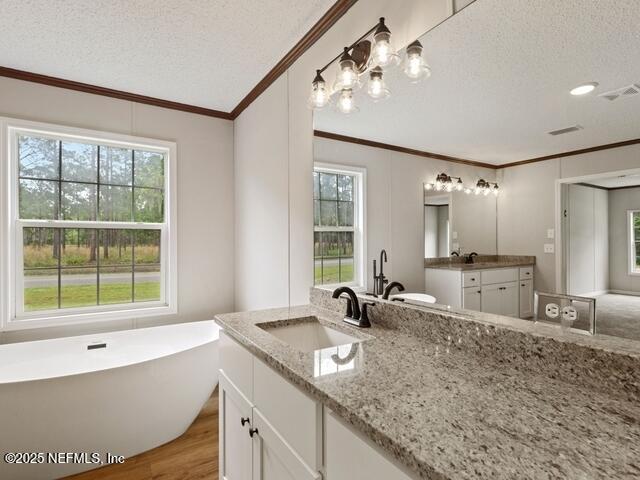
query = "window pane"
(19, 135, 58, 180)
(320, 200, 338, 227)
(340, 232, 354, 257)
(319, 173, 337, 200)
(322, 257, 340, 284)
(99, 266, 133, 305)
(338, 201, 354, 227)
(24, 268, 58, 312)
(61, 182, 97, 220)
(636, 242, 640, 271)
(134, 151, 164, 188)
(314, 200, 320, 226)
(61, 267, 97, 308)
(23, 227, 58, 269)
(99, 230, 133, 265)
(338, 175, 353, 201)
(314, 259, 323, 285)
(134, 264, 161, 302)
(134, 187, 164, 223)
(61, 142, 98, 183)
(100, 146, 132, 186)
(61, 229, 97, 267)
(313, 171, 320, 199)
(19, 179, 59, 219)
(339, 257, 354, 283)
(134, 230, 161, 265)
(99, 185, 132, 221)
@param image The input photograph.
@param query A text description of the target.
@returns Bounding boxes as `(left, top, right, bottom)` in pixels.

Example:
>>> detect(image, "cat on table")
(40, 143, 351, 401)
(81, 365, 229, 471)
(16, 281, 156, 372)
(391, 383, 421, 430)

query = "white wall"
(0, 76, 235, 343)
(437, 205, 449, 257)
(314, 136, 495, 293)
(497, 143, 640, 294)
(450, 190, 496, 255)
(566, 184, 608, 296)
(609, 187, 640, 294)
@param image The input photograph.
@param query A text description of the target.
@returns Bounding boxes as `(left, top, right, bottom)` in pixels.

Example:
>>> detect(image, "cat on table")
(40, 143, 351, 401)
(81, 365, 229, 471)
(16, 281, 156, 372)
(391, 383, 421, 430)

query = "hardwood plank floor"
(65, 389, 219, 480)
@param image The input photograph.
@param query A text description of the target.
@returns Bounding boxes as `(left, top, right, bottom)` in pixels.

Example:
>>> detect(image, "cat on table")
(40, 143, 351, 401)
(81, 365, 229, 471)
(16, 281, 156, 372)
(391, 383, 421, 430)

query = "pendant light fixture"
(308, 17, 433, 114)
(308, 70, 330, 109)
(371, 18, 399, 67)
(336, 88, 358, 114)
(367, 67, 390, 101)
(404, 40, 431, 83)
(333, 48, 361, 91)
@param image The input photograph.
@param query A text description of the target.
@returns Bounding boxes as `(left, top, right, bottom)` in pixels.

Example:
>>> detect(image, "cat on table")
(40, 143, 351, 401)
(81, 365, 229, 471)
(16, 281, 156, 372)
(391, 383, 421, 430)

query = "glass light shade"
(435, 180, 442, 191)
(425, 183, 433, 190)
(336, 89, 358, 114)
(492, 185, 500, 196)
(464, 188, 472, 195)
(456, 179, 464, 191)
(334, 49, 361, 91)
(372, 32, 399, 67)
(367, 68, 390, 101)
(308, 74, 330, 109)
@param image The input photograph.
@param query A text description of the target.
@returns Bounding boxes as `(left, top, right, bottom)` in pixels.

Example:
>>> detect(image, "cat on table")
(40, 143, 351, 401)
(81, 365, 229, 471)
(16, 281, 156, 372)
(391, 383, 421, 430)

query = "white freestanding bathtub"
(0, 320, 219, 480)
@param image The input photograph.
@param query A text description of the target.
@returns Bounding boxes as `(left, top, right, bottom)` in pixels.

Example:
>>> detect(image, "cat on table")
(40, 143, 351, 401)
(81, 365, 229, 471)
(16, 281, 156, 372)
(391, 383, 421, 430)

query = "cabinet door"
(519, 280, 533, 318)
(463, 287, 482, 311)
(220, 373, 253, 480)
(252, 408, 320, 480)
(500, 282, 519, 317)
(481, 284, 501, 315)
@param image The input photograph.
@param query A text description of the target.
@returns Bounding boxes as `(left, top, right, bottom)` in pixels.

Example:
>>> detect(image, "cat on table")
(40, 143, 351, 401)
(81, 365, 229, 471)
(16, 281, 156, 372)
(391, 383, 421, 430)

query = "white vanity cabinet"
(219, 331, 413, 480)
(219, 332, 321, 480)
(425, 266, 534, 318)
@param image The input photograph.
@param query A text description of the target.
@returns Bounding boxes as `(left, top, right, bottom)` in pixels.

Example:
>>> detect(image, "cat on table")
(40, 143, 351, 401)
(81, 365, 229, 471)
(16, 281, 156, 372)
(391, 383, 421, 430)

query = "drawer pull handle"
(471, 278, 476, 281)
(521, 284, 525, 287)
(241, 417, 250, 427)
(249, 428, 259, 438)
(477, 290, 481, 294)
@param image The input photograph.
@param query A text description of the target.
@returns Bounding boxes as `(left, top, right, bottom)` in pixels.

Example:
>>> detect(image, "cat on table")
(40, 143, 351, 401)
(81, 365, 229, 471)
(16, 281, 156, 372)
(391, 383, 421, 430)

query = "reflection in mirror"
(313, 1, 640, 342)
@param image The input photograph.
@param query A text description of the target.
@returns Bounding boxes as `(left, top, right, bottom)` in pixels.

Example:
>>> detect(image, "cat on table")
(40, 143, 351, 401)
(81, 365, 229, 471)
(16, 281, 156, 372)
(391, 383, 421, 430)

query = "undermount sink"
(258, 317, 361, 353)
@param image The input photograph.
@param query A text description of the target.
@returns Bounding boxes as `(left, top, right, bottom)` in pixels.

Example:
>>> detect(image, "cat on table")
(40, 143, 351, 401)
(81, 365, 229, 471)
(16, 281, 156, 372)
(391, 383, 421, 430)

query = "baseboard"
(575, 290, 609, 297)
(609, 289, 640, 297)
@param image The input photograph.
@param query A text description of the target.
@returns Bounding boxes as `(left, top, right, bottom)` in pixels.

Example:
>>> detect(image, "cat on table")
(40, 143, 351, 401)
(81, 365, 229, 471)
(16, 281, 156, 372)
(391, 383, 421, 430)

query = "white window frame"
(628, 210, 640, 276)
(0, 117, 178, 331)
(313, 163, 366, 290)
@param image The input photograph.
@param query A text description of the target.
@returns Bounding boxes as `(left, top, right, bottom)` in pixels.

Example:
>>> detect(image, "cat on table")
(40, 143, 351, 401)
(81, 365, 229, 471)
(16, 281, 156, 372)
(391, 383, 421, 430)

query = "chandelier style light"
(425, 174, 499, 196)
(308, 17, 432, 113)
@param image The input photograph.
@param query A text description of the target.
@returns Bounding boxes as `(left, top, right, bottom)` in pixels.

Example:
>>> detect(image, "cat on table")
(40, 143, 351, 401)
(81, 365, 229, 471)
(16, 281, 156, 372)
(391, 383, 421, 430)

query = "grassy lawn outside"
(25, 282, 161, 311)
(314, 262, 353, 285)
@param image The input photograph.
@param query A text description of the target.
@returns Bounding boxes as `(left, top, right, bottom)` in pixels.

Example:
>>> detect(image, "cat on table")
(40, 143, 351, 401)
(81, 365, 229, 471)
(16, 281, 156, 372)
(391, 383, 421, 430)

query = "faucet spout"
(382, 281, 405, 300)
(332, 286, 361, 320)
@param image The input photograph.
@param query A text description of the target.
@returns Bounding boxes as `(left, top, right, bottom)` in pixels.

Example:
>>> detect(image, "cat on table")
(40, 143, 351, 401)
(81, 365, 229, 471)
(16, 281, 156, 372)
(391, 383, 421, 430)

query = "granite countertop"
(424, 255, 535, 271)
(216, 302, 640, 480)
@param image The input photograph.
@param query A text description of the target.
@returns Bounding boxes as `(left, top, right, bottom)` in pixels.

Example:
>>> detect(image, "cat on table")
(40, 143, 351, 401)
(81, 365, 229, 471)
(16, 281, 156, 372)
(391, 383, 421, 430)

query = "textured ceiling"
(0, 0, 335, 111)
(315, 0, 640, 165)
(586, 174, 640, 189)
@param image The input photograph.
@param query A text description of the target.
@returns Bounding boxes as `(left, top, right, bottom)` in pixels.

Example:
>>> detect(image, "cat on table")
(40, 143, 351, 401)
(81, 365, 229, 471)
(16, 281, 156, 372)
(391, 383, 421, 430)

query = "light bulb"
(456, 179, 464, 191)
(336, 89, 358, 114)
(371, 18, 399, 67)
(492, 185, 500, 196)
(464, 188, 472, 195)
(425, 183, 433, 190)
(474, 188, 481, 195)
(334, 48, 360, 91)
(446, 183, 453, 192)
(483, 187, 490, 196)
(367, 67, 390, 101)
(404, 40, 431, 83)
(308, 70, 330, 109)
(435, 180, 442, 191)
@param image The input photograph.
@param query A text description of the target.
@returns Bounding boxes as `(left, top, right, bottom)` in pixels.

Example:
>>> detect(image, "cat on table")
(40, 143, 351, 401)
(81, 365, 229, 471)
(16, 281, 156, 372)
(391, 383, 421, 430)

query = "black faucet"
(451, 251, 460, 256)
(332, 287, 372, 328)
(465, 252, 478, 264)
(373, 249, 388, 296)
(382, 281, 405, 300)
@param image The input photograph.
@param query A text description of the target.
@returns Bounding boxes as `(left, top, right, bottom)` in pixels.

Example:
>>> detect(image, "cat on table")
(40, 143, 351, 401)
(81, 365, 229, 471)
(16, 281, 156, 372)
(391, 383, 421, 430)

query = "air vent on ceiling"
(598, 83, 640, 101)
(548, 125, 583, 136)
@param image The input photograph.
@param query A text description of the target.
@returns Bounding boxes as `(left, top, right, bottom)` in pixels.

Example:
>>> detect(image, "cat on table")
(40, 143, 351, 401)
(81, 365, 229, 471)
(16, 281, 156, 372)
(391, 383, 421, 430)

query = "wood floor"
(66, 389, 219, 480)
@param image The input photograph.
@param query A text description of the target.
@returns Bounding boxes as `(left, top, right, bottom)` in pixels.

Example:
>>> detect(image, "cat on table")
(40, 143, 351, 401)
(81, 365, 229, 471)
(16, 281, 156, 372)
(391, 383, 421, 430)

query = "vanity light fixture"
(404, 40, 431, 83)
(427, 173, 465, 193)
(570, 82, 598, 96)
(474, 179, 500, 196)
(308, 18, 432, 113)
(367, 67, 390, 101)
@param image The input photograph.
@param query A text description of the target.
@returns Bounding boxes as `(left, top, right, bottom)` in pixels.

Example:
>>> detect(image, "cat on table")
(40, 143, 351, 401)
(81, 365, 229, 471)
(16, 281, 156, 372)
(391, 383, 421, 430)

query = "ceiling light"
(336, 88, 358, 114)
(367, 67, 390, 101)
(404, 40, 431, 83)
(570, 82, 598, 96)
(371, 18, 399, 68)
(308, 70, 330, 109)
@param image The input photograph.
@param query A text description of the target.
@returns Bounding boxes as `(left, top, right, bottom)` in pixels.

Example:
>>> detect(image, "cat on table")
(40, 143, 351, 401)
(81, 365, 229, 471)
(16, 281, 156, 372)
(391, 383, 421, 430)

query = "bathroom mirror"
(312, 0, 640, 342)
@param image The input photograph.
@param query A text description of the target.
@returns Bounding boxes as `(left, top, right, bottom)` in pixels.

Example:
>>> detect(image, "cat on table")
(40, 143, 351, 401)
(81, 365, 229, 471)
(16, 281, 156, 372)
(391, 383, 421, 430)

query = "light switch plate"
(547, 229, 555, 239)
(544, 243, 555, 254)
(452, 231, 458, 240)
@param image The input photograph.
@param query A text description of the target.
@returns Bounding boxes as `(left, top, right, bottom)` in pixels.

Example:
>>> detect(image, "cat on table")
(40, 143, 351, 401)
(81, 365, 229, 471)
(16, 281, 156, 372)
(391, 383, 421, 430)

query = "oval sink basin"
(391, 293, 437, 306)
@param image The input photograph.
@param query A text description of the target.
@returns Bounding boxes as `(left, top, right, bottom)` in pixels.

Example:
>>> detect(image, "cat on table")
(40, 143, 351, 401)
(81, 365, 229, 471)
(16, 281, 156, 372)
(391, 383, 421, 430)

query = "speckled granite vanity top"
(424, 254, 535, 271)
(215, 297, 640, 480)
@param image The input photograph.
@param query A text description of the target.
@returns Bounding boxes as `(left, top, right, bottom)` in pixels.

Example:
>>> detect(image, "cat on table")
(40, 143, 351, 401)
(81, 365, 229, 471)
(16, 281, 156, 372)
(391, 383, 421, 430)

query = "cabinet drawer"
(462, 272, 480, 287)
(520, 266, 534, 280)
(253, 358, 321, 471)
(220, 331, 254, 401)
(481, 268, 518, 285)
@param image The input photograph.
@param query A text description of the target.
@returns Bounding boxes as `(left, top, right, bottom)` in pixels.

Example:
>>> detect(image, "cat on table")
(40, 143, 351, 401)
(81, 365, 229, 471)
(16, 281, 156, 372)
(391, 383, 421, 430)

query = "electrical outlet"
(545, 303, 560, 319)
(562, 306, 578, 322)
(547, 229, 555, 239)
(544, 243, 555, 254)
